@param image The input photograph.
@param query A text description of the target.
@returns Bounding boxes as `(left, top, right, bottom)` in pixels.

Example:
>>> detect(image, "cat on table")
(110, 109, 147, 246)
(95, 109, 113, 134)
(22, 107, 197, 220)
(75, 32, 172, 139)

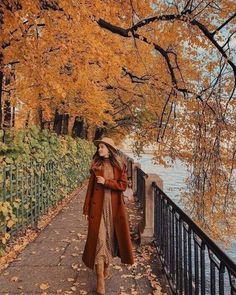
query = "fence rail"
(152, 182, 236, 295)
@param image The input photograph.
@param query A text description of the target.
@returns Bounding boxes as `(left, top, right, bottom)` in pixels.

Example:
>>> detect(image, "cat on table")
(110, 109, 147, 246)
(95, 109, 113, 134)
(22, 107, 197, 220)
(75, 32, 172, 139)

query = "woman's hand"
(84, 214, 88, 221)
(96, 176, 105, 184)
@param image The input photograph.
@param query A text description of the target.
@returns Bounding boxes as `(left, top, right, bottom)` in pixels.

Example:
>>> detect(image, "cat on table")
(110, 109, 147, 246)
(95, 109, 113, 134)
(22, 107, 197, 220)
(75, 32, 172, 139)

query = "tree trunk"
(38, 107, 44, 130)
(53, 110, 63, 135)
(25, 111, 30, 128)
(72, 116, 88, 139)
(0, 6, 3, 128)
(62, 114, 69, 135)
(2, 66, 13, 129)
(3, 99, 11, 128)
(12, 106, 15, 127)
(94, 126, 104, 140)
(0, 69, 3, 129)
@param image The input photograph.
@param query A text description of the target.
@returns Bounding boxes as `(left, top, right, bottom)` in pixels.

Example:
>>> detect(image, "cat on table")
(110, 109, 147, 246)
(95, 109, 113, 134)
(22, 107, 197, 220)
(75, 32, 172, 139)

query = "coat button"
(90, 215, 94, 219)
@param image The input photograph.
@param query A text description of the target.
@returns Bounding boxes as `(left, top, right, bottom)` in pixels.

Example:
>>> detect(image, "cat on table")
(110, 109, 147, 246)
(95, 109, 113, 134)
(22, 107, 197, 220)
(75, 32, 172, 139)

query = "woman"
(82, 137, 134, 294)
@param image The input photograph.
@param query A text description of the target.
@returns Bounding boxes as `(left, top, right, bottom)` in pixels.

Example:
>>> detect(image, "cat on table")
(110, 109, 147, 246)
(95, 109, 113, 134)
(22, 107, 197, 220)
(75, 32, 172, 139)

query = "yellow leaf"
(39, 283, 50, 290)
(7, 219, 15, 228)
(67, 278, 74, 282)
(4, 233, 10, 240)
(1, 237, 7, 244)
(11, 276, 18, 282)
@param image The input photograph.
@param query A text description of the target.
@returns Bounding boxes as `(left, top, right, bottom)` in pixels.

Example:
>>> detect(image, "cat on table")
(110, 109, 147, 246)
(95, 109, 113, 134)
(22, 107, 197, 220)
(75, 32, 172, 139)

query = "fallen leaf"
(71, 263, 78, 270)
(39, 283, 49, 290)
(113, 265, 122, 270)
(71, 253, 79, 257)
(134, 273, 143, 280)
(67, 278, 74, 282)
(62, 239, 71, 243)
(11, 276, 18, 282)
(3, 272, 9, 276)
(121, 274, 133, 278)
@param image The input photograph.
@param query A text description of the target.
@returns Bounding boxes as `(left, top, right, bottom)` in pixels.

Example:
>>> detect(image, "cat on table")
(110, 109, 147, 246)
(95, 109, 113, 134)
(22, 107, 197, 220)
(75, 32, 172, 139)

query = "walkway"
(0, 183, 169, 294)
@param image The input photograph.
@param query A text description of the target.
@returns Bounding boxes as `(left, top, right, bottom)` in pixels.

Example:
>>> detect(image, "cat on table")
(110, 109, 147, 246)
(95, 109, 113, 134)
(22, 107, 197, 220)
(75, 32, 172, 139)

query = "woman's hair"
(91, 144, 125, 171)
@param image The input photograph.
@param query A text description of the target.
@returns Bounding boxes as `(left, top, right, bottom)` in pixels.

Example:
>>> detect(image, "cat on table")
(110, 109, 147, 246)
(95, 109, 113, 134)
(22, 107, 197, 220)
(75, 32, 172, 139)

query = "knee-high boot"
(96, 262, 105, 294)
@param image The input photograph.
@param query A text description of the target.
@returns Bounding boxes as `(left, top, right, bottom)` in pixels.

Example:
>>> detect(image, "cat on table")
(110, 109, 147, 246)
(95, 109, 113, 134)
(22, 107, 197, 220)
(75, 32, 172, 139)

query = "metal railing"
(0, 159, 89, 240)
(152, 182, 236, 295)
(136, 167, 147, 208)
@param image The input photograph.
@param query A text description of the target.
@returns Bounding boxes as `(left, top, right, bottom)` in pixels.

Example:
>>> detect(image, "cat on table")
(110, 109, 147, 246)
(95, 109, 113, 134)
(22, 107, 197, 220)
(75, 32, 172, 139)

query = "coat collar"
(90, 162, 120, 179)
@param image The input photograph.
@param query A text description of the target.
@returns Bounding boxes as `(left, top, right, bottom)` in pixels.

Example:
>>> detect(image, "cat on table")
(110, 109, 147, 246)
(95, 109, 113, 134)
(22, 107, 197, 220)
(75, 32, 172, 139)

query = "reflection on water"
(126, 152, 236, 263)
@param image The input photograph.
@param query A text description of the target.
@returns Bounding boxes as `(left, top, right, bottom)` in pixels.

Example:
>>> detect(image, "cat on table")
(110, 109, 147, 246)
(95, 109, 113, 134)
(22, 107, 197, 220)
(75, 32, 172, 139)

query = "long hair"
(91, 144, 125, 171)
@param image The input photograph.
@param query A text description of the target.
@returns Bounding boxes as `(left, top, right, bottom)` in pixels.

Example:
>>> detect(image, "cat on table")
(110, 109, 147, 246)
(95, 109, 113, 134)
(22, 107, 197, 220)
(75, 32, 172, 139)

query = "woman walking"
(82, 137, 134, 294)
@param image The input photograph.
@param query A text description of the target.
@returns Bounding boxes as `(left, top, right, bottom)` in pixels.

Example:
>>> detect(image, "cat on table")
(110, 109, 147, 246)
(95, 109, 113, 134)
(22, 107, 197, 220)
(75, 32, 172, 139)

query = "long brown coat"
(82, 161, 134, 269)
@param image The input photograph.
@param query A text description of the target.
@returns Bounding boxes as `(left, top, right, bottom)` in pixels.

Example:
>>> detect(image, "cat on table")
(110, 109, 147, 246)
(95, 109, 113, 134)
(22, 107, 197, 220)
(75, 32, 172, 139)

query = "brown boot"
(104, 263, 111, 280)
(96, 262, 105, 294)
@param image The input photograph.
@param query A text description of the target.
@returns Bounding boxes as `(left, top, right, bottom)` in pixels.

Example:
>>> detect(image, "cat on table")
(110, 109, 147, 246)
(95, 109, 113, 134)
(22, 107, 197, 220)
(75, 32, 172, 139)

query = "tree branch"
(212, 12, 236, 35)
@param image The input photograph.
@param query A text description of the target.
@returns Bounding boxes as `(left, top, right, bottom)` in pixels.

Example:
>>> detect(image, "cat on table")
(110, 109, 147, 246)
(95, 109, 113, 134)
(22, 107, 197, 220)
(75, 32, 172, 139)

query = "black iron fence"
(136, 167, 147, 208)
(0, 159, 89, 244)
(123, 153, 236, 294)
(152, 182, 236, 295)
(0, 161, 57, 238)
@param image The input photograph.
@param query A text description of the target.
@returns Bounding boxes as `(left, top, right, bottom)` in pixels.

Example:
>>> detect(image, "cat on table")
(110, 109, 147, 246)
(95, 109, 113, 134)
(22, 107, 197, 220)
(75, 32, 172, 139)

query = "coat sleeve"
(83, 169, 95, 215)
(103, 163, 128, 192)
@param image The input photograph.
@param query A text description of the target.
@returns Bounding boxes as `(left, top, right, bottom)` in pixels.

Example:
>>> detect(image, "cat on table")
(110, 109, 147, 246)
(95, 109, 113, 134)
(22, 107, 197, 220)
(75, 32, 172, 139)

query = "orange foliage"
(0, 1, 236, 240)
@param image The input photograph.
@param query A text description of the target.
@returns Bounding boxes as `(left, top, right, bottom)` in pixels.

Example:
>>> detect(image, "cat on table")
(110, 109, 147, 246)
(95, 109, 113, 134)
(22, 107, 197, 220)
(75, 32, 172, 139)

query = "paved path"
(0, 183, 169, 294)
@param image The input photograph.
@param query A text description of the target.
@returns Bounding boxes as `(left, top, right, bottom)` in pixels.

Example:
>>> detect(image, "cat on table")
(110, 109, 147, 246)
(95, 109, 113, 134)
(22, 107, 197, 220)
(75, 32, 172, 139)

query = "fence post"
(128, 158, 134, 180)
(139, 173, 163, 243)
(132, 162, 141, 196)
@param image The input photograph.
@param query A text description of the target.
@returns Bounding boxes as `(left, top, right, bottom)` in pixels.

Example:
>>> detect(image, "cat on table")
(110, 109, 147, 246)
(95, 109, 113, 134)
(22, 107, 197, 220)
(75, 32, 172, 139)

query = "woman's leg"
(95, 261, 105, 294)
(104, 262, 111, 279)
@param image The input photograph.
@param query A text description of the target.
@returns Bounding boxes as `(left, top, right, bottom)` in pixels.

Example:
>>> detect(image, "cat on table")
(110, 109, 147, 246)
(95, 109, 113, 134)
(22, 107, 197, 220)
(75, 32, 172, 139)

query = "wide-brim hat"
(93, 137, 118, 151)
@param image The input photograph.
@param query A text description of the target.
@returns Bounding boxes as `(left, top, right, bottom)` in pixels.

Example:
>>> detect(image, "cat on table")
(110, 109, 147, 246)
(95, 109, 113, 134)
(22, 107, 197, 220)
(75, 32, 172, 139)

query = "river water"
(125, 152, 236, 264)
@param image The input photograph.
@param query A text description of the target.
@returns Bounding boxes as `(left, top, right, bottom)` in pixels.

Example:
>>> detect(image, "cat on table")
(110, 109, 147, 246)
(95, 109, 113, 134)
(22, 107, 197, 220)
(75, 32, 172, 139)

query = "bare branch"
(190, 18, 236, 86)
(213, 12, 236, 35)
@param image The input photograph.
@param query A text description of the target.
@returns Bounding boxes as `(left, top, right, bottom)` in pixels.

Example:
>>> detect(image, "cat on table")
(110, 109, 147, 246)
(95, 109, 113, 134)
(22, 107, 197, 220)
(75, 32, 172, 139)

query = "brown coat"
(82, 162, 134, 269)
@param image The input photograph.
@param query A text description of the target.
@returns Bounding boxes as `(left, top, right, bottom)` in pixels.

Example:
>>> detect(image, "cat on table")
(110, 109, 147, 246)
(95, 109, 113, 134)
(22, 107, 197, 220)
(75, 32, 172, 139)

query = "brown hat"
(93, 137, 118, 151)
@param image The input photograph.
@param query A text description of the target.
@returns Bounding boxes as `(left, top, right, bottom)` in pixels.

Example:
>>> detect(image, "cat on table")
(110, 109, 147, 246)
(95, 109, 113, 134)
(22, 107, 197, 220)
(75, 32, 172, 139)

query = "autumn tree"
(94, 0, 236, 241)
(0, 0, 137, 139)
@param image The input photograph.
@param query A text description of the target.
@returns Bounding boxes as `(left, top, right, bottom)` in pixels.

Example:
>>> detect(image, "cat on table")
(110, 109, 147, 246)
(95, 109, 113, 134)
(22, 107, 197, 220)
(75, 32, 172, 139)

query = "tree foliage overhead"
(0, 0, 236, 241)
(95, 0, 236, 242)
